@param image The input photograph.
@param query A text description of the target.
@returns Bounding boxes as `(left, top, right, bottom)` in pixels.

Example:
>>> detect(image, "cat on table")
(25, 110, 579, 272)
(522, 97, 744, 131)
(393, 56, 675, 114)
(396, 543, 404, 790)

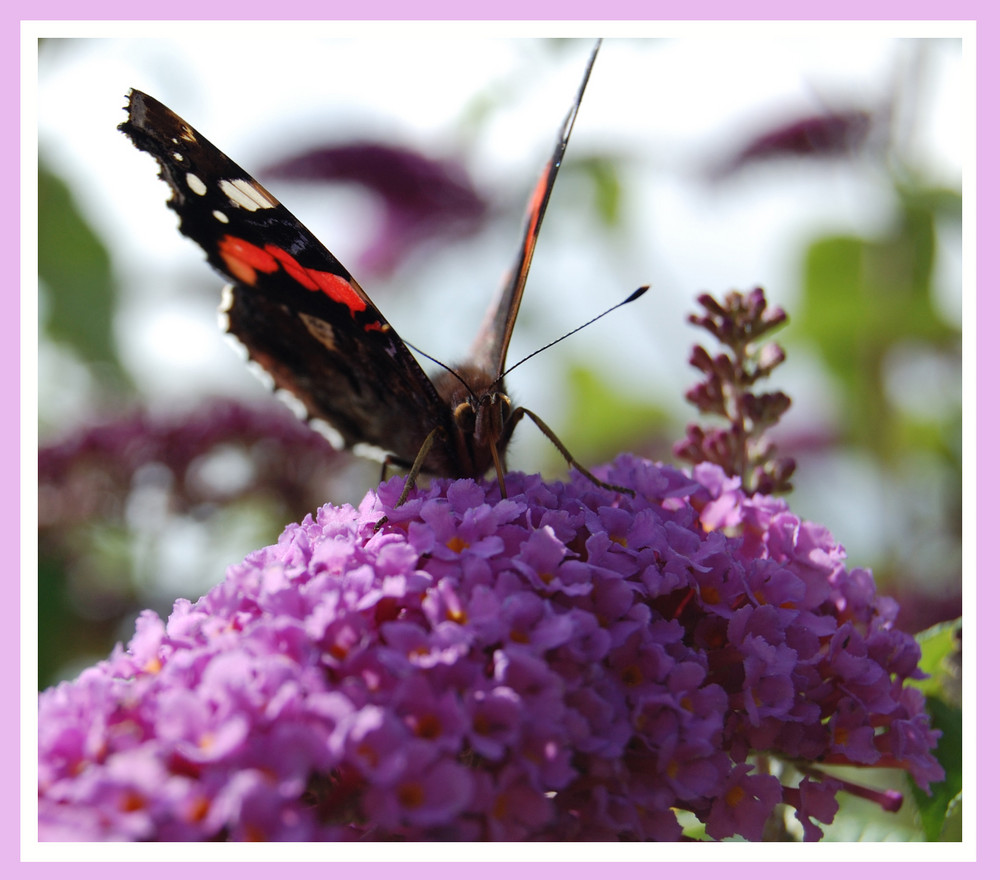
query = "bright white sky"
(33, 24, 967, 560)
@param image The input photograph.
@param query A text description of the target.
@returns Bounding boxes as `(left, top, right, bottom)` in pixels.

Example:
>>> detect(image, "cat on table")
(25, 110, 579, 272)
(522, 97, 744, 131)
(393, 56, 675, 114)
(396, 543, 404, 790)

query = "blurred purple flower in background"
(264, 142, 488, 277)
(709, 108, 874, 181)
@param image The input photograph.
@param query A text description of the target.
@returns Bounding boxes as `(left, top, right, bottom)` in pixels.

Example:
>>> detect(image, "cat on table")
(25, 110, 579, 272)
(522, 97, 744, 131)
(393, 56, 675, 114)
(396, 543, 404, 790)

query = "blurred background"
(36, 33, 963, 711)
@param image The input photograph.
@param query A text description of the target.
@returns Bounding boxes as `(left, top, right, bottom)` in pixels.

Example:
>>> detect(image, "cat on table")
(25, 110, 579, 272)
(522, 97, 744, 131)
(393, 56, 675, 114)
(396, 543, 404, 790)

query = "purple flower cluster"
(39, 399, 345, 528)
(38, 456, 942, 841)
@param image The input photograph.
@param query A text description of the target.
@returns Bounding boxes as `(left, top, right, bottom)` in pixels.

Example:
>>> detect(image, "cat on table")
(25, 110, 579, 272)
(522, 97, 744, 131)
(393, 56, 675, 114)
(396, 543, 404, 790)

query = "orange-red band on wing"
(219, 234, 278, 283)
(305, 270, 367, 315)
(218, 235, 366, 315)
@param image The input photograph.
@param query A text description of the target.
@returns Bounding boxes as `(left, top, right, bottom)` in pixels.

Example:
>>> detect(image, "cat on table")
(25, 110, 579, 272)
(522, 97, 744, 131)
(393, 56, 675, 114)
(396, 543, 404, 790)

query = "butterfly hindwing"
(468, 40, 601, 378)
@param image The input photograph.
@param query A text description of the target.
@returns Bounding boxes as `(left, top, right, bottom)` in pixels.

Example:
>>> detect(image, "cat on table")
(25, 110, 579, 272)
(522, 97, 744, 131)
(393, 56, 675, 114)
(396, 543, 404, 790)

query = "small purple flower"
(704, 764, 784, 841)
(789, 777, 842, 842)
(38, 456, 943, 841)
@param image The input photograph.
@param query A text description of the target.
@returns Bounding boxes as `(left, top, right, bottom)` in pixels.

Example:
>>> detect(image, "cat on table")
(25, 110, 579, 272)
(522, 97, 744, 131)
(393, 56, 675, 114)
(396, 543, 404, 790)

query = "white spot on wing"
(212, 210, 230, 224)
(306, 419, 351, 452)
(279, 396, 349, 452)
(186, 173, 207, 196)
(353, 441, 394, 464)
(219, 178, 279, 212)
(217, 285, 235, 332)
(275, 387, 309, 422)
(220, 329, 282, 402)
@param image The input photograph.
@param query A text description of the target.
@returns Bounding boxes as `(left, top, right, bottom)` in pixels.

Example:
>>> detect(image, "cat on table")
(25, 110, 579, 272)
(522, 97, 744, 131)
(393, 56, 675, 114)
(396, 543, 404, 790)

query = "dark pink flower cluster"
(262, 141, 487, 277)
(38, 456, 942, 841)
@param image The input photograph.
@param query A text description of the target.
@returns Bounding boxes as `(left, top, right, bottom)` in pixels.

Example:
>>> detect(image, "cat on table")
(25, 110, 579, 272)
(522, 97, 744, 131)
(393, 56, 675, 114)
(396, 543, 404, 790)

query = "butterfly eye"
(454, 400, 476, 434)
(494, 393, 512, 423)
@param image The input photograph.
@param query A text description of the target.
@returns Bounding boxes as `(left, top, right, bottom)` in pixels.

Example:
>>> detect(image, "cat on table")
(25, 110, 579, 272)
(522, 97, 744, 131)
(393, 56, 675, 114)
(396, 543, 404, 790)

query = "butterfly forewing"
(120, 89, 459, 466)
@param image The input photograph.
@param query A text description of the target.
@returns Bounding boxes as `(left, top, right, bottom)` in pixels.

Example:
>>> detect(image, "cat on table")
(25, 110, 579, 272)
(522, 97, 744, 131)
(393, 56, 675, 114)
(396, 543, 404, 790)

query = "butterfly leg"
(489, 442, 508, 499)
(507, 407, 636, 497)
(374, 427, 447, 532)
(396, 427, 446, 508)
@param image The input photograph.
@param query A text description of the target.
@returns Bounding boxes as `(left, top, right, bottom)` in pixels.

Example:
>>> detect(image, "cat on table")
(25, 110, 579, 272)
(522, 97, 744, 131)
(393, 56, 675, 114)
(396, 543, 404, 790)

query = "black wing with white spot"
(120, 89, 461, 467)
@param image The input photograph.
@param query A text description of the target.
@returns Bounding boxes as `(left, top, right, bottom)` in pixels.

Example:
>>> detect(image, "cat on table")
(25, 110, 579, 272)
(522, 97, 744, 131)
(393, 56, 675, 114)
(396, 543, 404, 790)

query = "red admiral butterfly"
(120, 41, 639, 499)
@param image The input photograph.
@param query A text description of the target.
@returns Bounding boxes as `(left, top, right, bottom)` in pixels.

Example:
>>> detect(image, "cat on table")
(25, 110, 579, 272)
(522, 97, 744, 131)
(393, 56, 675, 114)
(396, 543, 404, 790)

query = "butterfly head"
(431, 364, 514, 488)
(454, 386, 513, 496)
(453, 389, 512, 447)
(435, 365, 509, 441)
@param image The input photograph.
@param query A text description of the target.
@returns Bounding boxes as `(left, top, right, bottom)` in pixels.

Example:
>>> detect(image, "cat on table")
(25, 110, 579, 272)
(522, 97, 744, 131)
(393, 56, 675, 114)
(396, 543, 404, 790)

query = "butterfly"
(120, 40, 641, 501)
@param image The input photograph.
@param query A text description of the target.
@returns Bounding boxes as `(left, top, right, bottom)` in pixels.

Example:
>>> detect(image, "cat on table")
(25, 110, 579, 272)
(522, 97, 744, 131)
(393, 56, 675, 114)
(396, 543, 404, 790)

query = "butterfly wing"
(468, 40, 601, 378)
(120, 89, 457, 467)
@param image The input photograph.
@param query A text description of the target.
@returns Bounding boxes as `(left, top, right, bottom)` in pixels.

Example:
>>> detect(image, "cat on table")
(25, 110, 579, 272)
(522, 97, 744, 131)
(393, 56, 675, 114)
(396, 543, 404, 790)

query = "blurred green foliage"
(38, 161, 126, 377)
(796, 183, 961, 457)
(557, 363, 671, 466)
(911, 619, 963, 841)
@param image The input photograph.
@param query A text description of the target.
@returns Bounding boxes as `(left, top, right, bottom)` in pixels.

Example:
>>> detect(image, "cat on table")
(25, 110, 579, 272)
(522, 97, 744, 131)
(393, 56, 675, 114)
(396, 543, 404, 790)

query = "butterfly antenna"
(403, 339, 477, 398)
(498, 284, 649, 381)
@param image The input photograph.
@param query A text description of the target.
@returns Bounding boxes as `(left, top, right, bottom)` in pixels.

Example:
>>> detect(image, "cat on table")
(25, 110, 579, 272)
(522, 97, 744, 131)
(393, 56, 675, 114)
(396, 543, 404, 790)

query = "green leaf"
(37, 551, 71, 690)
(558, 364, 670, 464)
(910, 695, 962, 841)
(794, 186, 960, 457)
(939, 792, 962, 842)
(897, 181, 962, 224)
(37, 544, 125, 691)
(913, 617, 962, 701)
(38, 159, 125, 374)
(906, 620, 962, 840)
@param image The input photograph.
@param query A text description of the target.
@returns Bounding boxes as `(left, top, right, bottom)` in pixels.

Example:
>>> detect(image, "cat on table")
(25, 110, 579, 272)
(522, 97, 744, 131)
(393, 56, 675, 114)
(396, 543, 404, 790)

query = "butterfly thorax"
(432, 366, 512, 480)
